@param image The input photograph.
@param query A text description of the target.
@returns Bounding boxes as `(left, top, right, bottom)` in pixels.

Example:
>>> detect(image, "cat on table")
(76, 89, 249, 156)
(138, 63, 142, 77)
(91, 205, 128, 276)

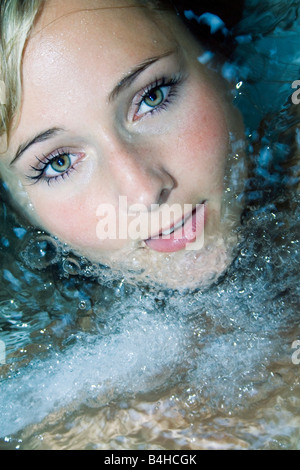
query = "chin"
(87, 229, 237, 292)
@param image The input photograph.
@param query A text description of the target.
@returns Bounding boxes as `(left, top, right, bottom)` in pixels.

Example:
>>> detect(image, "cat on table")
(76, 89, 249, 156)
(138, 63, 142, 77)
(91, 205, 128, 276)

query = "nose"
(108, 141, 176, 209)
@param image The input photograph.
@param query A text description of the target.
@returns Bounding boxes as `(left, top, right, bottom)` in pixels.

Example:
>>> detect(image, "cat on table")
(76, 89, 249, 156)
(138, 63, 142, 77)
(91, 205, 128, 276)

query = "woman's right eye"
(45, 153, 72, 177)
(28, 151, 83, 185)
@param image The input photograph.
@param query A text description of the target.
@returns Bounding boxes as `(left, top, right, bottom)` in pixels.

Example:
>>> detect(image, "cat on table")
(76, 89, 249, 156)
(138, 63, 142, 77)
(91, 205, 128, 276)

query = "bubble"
(61, 245, 70, 257)
(78, 300, 87, 310)
(82, 268, 92, 278)
(62, 258, 81, 276)
(20, 233, 60, 270)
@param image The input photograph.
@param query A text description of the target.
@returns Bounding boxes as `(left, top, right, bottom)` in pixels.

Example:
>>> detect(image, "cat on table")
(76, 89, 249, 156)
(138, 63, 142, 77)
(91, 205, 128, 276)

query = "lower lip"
(145, 204, 206, 253)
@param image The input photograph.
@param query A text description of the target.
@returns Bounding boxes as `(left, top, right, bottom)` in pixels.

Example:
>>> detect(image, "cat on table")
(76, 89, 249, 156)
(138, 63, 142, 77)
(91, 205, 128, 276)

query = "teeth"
(161, 218, 185, 236)
(162, 228, 174, 236)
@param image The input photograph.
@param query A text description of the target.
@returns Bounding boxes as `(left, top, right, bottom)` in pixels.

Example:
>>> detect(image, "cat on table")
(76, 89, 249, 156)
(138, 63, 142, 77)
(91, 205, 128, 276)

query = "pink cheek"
(180, 118, 227, 166)
(177, 106, 228, 194)
(32, 196, 130, 252)
(186, 84, 229, 155)
(33, 197, 100, 247)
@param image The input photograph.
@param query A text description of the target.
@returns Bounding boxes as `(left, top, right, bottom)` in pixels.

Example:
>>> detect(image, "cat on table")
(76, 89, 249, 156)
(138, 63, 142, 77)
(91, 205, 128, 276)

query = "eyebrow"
(10, 127, 65, 166)
(109, 50, 175, 102)
(10, 51, 175, 165)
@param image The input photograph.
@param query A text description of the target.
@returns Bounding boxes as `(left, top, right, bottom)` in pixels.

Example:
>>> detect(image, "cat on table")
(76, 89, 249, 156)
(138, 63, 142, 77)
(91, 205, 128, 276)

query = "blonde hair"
(0, 0, 44, 139)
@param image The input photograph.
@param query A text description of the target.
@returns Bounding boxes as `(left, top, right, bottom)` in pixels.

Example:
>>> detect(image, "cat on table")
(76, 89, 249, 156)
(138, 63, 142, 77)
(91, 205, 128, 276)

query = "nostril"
(156, 170, 177, 206)
(158, 188, 172, 205)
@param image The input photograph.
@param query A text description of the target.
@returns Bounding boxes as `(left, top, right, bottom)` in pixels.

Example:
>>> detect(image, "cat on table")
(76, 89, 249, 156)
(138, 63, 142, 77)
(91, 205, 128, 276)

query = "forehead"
(26, 0, 175, 74)
(20, 0, 178, 118)
(11, 0, 180, 148)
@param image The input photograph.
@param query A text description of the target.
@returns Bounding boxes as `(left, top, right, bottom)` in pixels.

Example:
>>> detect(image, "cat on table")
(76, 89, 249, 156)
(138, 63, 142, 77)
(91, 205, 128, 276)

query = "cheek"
(173, 89, 229, 191)
(29, 192, 102, 249)
(41, 199, 93, 244)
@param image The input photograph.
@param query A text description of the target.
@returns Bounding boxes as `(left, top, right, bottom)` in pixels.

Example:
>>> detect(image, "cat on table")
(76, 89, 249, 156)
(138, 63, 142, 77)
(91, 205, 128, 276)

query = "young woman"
(0, 0, 299, 449)
(0, 0, 246, 290)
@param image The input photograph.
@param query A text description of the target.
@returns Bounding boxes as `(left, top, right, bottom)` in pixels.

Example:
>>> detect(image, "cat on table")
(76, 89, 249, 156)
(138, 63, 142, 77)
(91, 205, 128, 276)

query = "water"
(0, 0, 299, 450)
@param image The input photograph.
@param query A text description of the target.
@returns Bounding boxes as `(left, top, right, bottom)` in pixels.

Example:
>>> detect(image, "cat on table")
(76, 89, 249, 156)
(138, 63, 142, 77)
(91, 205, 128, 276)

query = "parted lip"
(146, 201, 206, 241)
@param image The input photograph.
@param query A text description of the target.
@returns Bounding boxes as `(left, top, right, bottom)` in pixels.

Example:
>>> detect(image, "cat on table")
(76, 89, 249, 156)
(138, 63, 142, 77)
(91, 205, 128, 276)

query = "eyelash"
(134, 75, 182, 120)
(27, 75, 183, 185)
(27, 149, 80, 186)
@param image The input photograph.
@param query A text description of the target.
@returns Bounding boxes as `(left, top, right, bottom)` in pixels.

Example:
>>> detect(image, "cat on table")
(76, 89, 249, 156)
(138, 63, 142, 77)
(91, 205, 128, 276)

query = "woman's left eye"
(137, 85, 169, 115)
(133, 77, 181, 121)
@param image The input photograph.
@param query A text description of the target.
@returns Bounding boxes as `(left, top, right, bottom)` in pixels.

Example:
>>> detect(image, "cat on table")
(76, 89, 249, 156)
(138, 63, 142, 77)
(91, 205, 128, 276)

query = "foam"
(0, 186, 298, 439)
(0, 307, 188, 437)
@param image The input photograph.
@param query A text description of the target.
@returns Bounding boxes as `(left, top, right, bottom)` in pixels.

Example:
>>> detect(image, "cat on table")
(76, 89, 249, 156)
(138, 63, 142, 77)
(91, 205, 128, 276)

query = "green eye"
(144, 88, 165, 108)
(51, 154, 71, 173)
(134, 76, 182, 121)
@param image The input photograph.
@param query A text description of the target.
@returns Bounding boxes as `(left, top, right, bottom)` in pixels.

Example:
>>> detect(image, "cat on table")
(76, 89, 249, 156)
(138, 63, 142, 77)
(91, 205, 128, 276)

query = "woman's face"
(0, 0, 244, 288)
